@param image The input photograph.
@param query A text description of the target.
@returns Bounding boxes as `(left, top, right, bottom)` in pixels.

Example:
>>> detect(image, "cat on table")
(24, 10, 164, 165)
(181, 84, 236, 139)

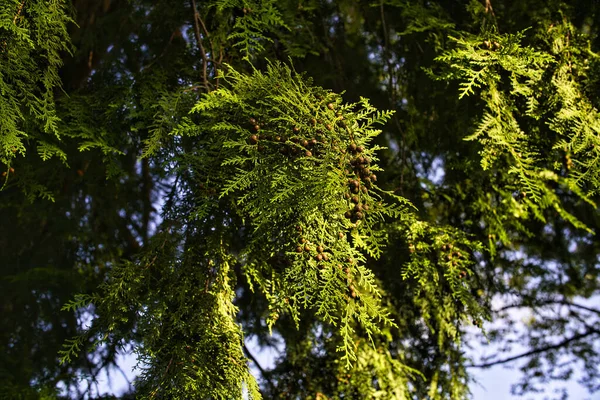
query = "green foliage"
(58, 61, 486, 398)
(59, 231, 261, 399)
(432, 23, 600, 244)
(0, 0, 73, 168)
(217, 0, 289, 59)
(183, 62, 440, 367)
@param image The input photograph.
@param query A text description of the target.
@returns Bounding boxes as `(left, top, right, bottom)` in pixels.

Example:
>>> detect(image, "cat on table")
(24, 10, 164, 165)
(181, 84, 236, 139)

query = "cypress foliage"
(57, 62, 486, 398)
(0, 0, 72, 199)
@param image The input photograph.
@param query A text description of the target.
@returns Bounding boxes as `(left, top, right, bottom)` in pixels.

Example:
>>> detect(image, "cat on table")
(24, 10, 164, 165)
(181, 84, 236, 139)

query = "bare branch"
(197, 12, 217, 71)
(467, 328, 600, 369)
(243, 343, 276, 394)
(190, 0, 210, 90)
(495, 299, 600, 316)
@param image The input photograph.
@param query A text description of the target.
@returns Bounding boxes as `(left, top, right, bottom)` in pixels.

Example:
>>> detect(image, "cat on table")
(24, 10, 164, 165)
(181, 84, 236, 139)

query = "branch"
(117, 213, 141, 255)
(495, 299, 600, 316)
(141, 158, 152, 245)
(113, 362, 133, 391)
(190, 0, 210, 90)
(243, 343, 276, 394)
(485, 0, 495, 15)
(379, 2, 393, 102)
(197, 11, 217, 71)
(467, 328, 600, 369)
(1, 1, 26, 53)
(149, 357, 173, 399)
(141, 29, 182, 71)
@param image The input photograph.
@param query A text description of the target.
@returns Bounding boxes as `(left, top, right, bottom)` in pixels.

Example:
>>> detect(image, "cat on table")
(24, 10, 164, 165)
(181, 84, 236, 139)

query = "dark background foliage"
(1, 0, 600, 398)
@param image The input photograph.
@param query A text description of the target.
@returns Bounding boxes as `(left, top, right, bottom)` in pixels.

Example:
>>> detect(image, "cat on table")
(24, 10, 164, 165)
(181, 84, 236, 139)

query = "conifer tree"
(1, 0, 600, 399)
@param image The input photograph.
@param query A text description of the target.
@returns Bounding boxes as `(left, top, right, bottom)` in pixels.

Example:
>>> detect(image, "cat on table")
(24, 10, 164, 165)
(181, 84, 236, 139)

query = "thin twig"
(114, 363, 133, 391)
(13, 1, 25, 24)
(141, 30, 181, 71)
(381, 1, 407, 195)
(183, 85, 203, 93)
(150, 357, 174, 399)
(216, 46, 224, 89)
